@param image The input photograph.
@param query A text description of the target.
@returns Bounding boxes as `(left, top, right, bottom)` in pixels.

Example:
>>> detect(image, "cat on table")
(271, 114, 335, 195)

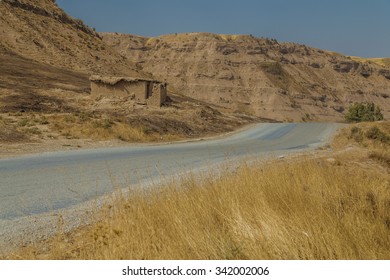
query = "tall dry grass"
(50, 114, 179, 142)
(5, 121, 390, 260)
(11, 154, 390, 260)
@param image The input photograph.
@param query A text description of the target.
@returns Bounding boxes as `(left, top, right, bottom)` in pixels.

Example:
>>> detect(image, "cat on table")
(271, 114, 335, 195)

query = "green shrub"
(365, 126, 390, 143)
(345, 102, 384, 123)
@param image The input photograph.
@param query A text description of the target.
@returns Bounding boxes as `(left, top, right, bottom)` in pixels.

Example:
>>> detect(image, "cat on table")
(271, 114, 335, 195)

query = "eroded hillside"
(0, 0, 143, 76)
(0, 0, 147, 115)
(0, 1, 257, 153)
(103, 32, 390, 121)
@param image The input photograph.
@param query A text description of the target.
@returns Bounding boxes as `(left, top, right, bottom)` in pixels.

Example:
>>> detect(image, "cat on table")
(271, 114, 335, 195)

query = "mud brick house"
(90, 75, 167, 107)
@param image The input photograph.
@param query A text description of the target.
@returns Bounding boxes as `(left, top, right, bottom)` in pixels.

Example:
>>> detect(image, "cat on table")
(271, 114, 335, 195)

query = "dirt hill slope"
(0, 0, 143, 77)
(0, 47, 256, 151)
(0, 1, 257, 151)
(102, 32, 390, 121)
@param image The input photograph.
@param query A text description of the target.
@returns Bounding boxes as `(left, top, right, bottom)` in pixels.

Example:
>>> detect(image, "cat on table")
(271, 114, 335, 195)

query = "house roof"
(90, 75, 164, 86)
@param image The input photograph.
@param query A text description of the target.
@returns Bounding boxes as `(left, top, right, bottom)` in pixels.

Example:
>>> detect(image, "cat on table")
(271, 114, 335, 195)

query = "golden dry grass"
(0, 115, 30, 142)
(49, 114, 179, 142)
(3, 121, 390, 260)
(219, 34, 240, 41)
(7, 120, 390, 260)
(349, 57, 390, 67)
(332, 121, 390, 149)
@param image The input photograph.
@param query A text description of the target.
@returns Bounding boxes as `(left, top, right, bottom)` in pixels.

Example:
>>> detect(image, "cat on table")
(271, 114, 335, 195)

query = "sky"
(56, 0, 389, 58)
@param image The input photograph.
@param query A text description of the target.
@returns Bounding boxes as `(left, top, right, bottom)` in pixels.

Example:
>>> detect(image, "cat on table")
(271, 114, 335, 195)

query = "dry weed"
(6, 121, 390, 260)
(10, 156, 390, 260)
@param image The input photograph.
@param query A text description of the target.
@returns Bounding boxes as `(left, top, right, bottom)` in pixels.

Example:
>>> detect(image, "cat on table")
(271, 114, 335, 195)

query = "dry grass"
(7, 120, 390, 260)
(0, 115, 31, 142)
(11, 160, 390, 260)
(49, 113, 179, 142)
(349, 57, 390, 67)
(219, 34, 240, 41)
(0, 97, 255, 147)
(333, 121, 390, 149)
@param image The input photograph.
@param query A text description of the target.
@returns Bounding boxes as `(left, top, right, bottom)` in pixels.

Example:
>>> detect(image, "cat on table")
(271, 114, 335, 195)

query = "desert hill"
(0, 0, 143, 76)
(0, 0, 256, 150)
(102, 32, 390, 121)
(1, 0, 390, 152)
(0, 0, 149, 113)
(350, 57, 390, 68)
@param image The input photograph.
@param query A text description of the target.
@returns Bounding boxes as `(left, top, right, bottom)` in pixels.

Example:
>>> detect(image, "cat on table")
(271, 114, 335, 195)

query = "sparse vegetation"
(260, 62, 284, 76)
(344, 122, 390, 148)
(345, 102, 384, 123)
(6, 122, 390, 260)
(369, 151, 390, 168)
(0, 117, 27, 142)
(352, 123, 390, 173)
(0, 90, 254, 149)
(350, 57, 390, 68)
(50, 114, 168, 142)
(17, 119, 29, 127)
(349, 126, 364, 143)
(3, 0, 390, 261)
(365, 126, 390, 143)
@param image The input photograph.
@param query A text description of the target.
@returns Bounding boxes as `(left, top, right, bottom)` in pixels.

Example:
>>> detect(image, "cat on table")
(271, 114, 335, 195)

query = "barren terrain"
(0, 0, 259, 156)
(0, 0, 142, 76)
(0, 0, 389, 261)
(1, 0, 390, 154)
(2, 121, 390, 260)
(103, 32, 390, 121)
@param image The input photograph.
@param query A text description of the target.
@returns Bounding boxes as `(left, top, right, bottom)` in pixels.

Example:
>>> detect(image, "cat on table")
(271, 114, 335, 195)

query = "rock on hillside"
(102, 32, 390, 121)
(0, 0, 143, 77)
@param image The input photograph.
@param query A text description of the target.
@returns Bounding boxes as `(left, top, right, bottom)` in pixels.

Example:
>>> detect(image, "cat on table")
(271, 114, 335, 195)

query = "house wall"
(90, 79, 167, 107)
(147, 83, 167, 107)
(160, 83, 167, 104)
(134, 82, 148, 104)
(91, 81, 146, 99)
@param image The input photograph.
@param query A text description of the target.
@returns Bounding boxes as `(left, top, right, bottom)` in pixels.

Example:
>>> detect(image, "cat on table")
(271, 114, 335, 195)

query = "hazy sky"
(56, 0, 389, 58)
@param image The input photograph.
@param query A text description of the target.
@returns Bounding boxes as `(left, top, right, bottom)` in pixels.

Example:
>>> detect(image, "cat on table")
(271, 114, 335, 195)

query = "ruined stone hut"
(90, 75, 167, 107)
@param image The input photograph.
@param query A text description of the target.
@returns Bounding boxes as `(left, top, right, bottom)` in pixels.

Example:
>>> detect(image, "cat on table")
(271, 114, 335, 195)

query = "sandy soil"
(0, 138, 130, 159)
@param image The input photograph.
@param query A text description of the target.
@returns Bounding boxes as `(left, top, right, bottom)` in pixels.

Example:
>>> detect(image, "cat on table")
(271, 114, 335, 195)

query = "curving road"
(0, 123, 341, 221)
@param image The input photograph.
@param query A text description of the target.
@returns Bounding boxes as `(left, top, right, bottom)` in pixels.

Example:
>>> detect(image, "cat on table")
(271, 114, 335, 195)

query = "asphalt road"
(0, 123, 341, 220)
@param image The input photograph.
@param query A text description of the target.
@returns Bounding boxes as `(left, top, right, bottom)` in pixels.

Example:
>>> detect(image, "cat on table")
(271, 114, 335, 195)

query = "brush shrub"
(345, 102, 383, 123)
(260, 62, 284, 76)
(365, 126, 390, 143)
(349, 126, 363, 143)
